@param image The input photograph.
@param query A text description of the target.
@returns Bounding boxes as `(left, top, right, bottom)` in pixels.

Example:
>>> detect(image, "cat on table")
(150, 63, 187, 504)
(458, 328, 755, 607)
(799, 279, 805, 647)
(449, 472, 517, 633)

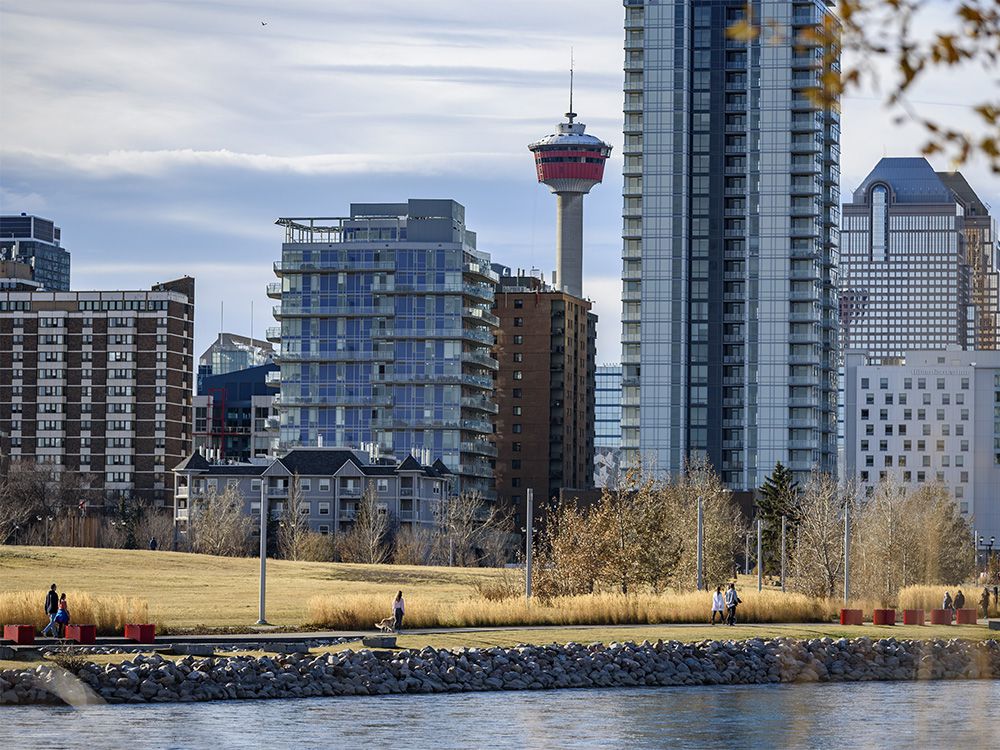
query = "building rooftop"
(850, 157, 955, 205)
(173, 447, 453, 479)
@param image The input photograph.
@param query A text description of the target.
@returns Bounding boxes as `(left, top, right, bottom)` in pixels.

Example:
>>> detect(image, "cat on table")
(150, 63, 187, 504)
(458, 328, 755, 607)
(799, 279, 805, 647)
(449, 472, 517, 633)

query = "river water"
(3, 680, 998, 749)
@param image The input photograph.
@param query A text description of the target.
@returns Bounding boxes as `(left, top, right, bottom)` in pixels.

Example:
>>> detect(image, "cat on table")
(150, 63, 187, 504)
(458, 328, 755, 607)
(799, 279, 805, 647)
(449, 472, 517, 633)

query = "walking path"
(13, 618, 998, 650)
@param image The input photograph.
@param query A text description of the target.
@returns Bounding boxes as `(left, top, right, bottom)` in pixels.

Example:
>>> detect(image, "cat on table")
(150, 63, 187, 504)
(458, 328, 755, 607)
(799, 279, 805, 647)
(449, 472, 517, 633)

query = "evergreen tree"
(755, 462, 800, 577)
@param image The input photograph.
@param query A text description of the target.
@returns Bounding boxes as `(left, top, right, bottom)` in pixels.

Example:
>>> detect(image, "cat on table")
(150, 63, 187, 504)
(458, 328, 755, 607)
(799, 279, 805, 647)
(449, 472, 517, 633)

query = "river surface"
(3, 680, 998, 749)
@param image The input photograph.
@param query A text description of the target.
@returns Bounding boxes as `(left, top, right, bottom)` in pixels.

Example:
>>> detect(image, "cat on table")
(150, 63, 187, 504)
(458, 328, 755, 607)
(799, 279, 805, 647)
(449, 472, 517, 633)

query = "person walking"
(393, 591, 405, 632)
(942, 591, 953, 622)
(41, 584, 59, 637)
(148, 536, 158, 551)
(981, 587, 991, 619)
(54, 593, 70, 638)
(725, 583, 741, 626)
(711, 586, 725, 625)
(954, 589, 965, 614)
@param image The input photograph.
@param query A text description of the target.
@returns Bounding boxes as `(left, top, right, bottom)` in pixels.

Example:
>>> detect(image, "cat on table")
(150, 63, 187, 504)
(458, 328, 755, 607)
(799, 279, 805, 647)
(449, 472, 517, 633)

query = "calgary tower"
(528, 71, 612, 298)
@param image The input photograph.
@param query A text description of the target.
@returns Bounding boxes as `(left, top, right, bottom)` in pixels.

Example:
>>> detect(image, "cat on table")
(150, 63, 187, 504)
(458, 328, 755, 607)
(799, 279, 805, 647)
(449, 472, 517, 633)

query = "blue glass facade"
(270, 199, 498, 497)
(0, 215, 70, 291)
(595, 365, 622, 449)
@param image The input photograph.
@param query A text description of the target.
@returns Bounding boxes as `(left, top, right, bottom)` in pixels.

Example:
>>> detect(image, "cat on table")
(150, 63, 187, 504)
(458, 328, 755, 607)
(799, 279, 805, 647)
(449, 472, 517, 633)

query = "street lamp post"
(525, 488, 534, 600)
(979, 534, 996, 571)
(696, 496, 704, 591)
(257, 478, 269, 626)
(756, 519, 763, 592)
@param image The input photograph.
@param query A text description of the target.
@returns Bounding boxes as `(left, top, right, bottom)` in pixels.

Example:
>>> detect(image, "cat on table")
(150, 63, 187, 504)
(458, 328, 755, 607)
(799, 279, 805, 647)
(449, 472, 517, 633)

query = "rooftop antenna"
(220, 300, 224, 337)
(566, 48, 576, 123)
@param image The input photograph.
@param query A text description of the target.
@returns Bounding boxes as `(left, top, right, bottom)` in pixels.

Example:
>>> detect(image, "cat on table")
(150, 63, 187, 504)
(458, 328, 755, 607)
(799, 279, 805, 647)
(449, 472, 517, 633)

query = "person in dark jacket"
(148, 537, 158, 551)
(982, 588, 992, 618)
(41, 584, 59, 637)
(954, 589, 965, 612)
(725, 583, 741, 626)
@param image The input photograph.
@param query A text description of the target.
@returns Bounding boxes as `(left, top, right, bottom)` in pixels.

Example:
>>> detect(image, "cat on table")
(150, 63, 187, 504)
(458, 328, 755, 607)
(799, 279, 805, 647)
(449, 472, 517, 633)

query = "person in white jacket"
(711, 586, 725, 624)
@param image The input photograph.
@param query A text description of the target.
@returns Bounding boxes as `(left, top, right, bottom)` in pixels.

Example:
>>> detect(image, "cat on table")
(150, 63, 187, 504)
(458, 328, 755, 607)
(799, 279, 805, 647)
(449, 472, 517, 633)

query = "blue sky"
(1, 1, 995, 363)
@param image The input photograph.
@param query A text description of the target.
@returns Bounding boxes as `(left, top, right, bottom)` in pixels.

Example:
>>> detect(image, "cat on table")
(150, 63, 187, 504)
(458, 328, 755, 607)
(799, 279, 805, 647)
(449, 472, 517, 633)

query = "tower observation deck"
(528, 103, 611, 298)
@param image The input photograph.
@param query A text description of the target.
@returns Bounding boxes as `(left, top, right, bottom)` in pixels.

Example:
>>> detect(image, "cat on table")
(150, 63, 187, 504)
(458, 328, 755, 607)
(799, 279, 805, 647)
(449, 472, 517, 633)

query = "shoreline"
(2, 636, 998, 706)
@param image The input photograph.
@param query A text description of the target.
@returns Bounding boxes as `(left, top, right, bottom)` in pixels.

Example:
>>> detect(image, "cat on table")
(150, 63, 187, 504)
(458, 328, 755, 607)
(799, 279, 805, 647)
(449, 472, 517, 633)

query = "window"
(512, 406, 522, 416)
(513, 299, 523, 308)
(300, 479, 311, 492)
(861, 378, 870, 389)
(513, 353, 523, 363)
(961, 377, 969, 390)
(512, 442, 521, 452)
(866, 393, 874, 405)
(251, 479, 261, 492)
(880, 378, 888, 390)
(319, 479, 330, 492)
(376, 479, 389, 493)
(513, 317, 523, 327)
(512, 424, 522, 434)
(513, 335, 523, 345)
(936, 378, 945, 390)
(318, 502, 330, 516)
(513, 371, 523, 380)
(512, 388, 522, 398)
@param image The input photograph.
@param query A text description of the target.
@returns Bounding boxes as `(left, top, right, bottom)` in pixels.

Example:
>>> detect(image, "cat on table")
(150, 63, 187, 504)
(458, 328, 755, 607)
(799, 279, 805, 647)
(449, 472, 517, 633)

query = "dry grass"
(0, 590, 149, 636)
(0, 545, 503, 630)
(898, 584, 999, 617)
(307, 589, 841, 630)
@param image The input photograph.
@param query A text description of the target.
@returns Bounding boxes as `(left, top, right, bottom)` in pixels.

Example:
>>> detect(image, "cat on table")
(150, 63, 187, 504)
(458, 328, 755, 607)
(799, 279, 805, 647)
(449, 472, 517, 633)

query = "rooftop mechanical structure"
(528, 85, 611, 299)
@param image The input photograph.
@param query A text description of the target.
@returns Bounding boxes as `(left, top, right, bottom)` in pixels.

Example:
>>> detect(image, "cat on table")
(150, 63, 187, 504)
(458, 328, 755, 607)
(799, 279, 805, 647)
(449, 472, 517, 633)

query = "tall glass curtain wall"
(621, 0, 839, 489)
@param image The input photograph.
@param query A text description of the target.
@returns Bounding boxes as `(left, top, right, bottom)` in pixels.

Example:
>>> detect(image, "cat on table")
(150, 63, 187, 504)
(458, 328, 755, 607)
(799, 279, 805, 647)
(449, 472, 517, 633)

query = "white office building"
(844, 348, 1000, 542)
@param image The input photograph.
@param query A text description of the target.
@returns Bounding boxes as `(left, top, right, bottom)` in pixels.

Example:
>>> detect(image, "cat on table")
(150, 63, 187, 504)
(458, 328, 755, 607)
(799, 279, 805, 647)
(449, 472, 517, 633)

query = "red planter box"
(872, 609, 896, 625)
(3, 624, 35, 644)
(902, 609, 925, 625)
(930, 609, 953, 625)
(125, 623, 156, 643)
(956, 608, 978, 625)
(64, 624, 97, 644)
(840, 608, 864, 625)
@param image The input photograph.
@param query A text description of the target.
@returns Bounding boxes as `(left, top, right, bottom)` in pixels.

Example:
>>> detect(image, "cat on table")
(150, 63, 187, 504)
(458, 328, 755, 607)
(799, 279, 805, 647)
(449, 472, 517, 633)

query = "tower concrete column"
(556, 192, 584, 298)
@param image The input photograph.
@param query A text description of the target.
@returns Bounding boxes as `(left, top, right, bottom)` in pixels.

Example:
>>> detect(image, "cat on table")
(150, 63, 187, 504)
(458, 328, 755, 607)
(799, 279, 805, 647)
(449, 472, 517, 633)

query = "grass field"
(0, 545, 502, 630)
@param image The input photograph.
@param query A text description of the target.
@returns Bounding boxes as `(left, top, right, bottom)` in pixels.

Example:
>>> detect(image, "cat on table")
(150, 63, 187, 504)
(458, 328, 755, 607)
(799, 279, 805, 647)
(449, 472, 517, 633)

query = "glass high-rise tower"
(620, 0, 840, 489)
(269, 200, 499, 497)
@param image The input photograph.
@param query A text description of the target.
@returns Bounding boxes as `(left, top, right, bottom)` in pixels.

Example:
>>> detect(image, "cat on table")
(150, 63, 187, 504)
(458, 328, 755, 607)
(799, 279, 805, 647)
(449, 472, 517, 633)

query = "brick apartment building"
(491, 268, 596, 527)
(0, 277, 195, 507)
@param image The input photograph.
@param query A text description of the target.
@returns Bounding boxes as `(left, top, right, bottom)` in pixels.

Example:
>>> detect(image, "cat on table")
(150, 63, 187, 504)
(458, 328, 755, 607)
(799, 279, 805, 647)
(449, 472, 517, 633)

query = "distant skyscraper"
(528, 94, 611, 298)
(840, 158, 977, 363)
(197, 332, 275, 393)
(620, 0, 841, 488)
(937, 171, 1000, 351)
(594, 364, 623, 488)
(0, 214, 70, 290)
(270, 199, 498, 497)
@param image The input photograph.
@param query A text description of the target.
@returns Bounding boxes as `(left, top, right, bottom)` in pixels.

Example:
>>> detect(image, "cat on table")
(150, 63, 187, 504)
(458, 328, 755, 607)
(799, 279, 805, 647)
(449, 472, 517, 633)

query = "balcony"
(265, 326, 281, 343)
(461, 441, 498, 458)
(264, 370, 281, 388)
(463, 307, 499, 328)
(273, 259, 396, 274)
(373, 372, 492, 389)
(461, 351, 499, 370)
(464, 262, 499, 283)
(265, 282, 282, 299)
(461, 396, 499, 414)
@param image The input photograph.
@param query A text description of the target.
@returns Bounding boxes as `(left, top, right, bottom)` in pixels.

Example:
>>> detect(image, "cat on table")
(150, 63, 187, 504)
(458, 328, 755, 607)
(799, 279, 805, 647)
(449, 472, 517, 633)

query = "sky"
(1, 0, 996, 364)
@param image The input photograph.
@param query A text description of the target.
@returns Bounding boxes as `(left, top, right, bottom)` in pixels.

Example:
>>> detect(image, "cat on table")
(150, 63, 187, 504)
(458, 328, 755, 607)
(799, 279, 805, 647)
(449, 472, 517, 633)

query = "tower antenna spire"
(567, 48, 576, 123)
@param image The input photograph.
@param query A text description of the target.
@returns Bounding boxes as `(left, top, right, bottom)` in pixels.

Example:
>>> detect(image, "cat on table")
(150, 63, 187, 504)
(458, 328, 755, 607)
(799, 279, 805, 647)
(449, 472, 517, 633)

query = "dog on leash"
(375, 616, 396, 633)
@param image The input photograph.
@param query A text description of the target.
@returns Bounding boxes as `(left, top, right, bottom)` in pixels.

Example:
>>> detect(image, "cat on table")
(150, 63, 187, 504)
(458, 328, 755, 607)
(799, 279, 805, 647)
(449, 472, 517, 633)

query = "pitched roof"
(172, 453, 212, 472)
(275, 449, 363, 476)
(851, 157, 954, 205)
(397, 455, 424, 472)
